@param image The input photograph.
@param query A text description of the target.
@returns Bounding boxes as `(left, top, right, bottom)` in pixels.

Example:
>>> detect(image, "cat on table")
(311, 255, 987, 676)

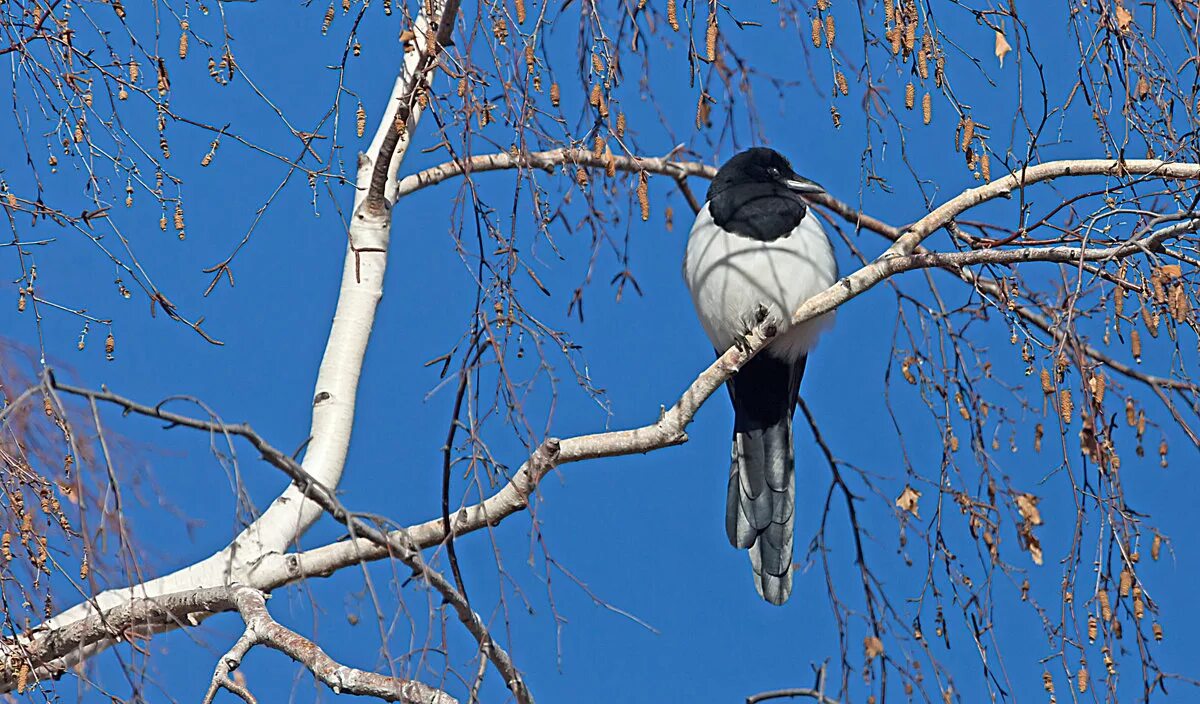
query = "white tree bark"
(13, 0, 449, 683)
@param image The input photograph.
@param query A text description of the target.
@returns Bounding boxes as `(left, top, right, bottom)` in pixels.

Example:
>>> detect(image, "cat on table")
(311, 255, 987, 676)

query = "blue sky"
(2, 1, 1198, 702)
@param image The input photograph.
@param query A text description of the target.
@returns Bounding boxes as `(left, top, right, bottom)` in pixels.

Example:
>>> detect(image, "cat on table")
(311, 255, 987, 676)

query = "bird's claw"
(733, 329, 754, 355)
(754, 303, 770, 323)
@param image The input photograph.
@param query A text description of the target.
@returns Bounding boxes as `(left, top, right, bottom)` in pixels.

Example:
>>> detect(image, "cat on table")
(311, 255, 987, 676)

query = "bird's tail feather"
(724, 353, 805, 605)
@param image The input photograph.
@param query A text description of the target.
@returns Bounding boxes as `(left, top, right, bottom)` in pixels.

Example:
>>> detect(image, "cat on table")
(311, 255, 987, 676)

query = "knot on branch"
(528, 438, 561, 478)
(356, 196, 392, 220)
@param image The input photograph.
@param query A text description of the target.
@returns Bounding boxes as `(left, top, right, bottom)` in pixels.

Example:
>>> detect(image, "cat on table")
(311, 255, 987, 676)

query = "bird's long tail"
(725, 353, 806, 605)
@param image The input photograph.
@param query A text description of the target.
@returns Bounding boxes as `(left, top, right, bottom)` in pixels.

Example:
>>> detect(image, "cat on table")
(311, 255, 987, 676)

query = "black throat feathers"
(706, 183, 809, 242)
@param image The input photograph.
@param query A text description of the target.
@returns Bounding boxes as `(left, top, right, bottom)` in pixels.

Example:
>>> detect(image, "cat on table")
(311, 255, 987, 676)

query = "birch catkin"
(179, 21, 189, 59)
(706, 13, 718, 61)
(637, 172, 650, 221)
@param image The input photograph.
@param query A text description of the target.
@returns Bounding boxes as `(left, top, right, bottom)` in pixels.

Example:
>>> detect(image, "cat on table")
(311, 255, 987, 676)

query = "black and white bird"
(683, 147, 838, 605)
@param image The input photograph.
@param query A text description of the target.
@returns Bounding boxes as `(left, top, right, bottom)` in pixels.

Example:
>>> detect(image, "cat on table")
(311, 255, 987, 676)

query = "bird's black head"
(706, 147, 824, 203)
(705, 147, 824, 242)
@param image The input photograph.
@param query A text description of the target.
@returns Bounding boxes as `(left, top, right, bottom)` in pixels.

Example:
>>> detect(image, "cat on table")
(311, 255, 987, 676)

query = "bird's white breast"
(683, 204, 838, 361)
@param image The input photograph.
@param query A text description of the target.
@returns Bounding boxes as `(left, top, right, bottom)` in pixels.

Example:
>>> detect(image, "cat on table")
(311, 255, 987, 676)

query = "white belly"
(684, 205, 838, 361)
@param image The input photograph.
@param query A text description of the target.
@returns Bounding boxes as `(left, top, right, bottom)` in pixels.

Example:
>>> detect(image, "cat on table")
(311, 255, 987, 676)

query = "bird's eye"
(767, 167, 780, 178)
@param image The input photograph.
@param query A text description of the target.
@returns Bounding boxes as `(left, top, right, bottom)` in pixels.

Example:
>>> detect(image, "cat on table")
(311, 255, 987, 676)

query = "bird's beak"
(783, 177, 825, 195)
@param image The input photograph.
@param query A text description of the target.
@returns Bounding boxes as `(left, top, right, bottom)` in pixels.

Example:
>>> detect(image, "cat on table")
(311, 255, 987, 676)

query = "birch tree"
(1, 0, 1199, 702)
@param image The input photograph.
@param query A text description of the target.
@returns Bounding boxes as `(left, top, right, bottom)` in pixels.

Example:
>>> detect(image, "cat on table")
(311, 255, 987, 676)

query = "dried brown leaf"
(994, 29, 1012, 67)
(896, 485, 921, 518)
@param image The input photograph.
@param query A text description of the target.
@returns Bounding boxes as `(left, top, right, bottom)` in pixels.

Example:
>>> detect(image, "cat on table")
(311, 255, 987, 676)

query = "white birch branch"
(0, 583, 454, 703)
(392, 146, 718, 199)
(44, 376, 533, 703)
(227, 0, 452, 567)
(202, 587, 457, 704)
(16, 0, 454, 686)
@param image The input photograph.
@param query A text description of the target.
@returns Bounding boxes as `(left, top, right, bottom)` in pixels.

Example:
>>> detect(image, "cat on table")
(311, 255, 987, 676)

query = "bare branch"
(746, 689, 840, 704)
(746, 664, 837, 704)
(0, 586, 235, 694)
(201, 632, 257, 704)
(0, 582, 454, 702)
(218, 587, 457, 704)
(393, 147, 717, 200)
(46, 377, 533, 703)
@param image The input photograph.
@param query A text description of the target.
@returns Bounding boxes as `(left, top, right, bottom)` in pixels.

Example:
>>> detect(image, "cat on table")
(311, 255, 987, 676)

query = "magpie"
(683, 147, 838, 605)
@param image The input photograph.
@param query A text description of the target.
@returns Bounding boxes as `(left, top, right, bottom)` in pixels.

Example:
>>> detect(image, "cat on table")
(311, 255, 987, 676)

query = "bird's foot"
(732, 305, 776, 354)
(753, 304, 781, 340)
(754, 303, 770, 323)
(733, 333, 753, 355)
